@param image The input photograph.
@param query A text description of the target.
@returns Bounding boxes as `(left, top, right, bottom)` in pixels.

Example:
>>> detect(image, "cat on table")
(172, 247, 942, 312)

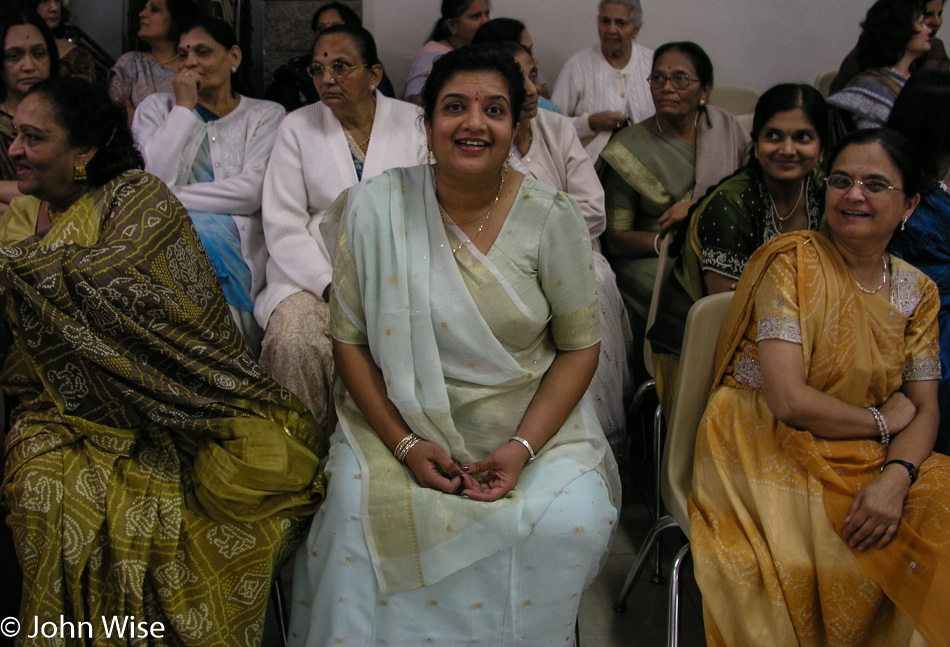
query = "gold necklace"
(854, 254, 889, 294)
(438, 165, 508, 254)
(154, 52, 180, 66)
(769, 179, 805, 228)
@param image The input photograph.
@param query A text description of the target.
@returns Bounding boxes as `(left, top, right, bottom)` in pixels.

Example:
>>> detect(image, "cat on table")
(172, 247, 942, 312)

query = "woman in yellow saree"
(690, 128, 950, 646)
(0, 78, 325, 646)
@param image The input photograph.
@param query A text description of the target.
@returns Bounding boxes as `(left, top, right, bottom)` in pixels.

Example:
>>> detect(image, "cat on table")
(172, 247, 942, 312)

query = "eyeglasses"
(826, 173, 903, 196)
(306, 61, 369, 79)
(646, 72, 700, 90)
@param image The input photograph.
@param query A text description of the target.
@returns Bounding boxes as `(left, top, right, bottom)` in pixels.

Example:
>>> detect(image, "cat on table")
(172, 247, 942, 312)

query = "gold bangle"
(394, 433, 422, 463)
(653, 233, 662, 256)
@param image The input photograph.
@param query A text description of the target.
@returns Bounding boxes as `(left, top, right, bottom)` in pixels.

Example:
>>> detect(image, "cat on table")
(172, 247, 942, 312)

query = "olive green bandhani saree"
(0, 171, 325, 646)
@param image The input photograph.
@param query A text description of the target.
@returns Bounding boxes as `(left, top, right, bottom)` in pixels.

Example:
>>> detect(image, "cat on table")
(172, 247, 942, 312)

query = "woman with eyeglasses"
(0, 6, 58, 217)
(647, 84, 827, 411)
(133, 16, 285, 355)
(598, 40, 749, 383)
(254, 23, 425, 431)
(690, 128, 950, 644)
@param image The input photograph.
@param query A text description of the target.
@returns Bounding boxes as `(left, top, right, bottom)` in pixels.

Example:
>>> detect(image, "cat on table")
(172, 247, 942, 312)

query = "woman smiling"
(0, 76, 323, 647)
(287, 44, 618, 646)
(690, 129, 950, 645)
(648, 84, 827, 410)
(133, 16, 285, 355)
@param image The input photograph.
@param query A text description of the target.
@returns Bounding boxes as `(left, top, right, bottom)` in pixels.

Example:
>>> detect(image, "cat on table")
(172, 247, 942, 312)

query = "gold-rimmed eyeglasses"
(306, 61, 369, 79)
(826, 173, 903, 197)
(646, 72, 700, 90)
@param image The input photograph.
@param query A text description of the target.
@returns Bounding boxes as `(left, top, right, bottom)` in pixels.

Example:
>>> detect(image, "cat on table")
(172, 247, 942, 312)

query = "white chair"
(614, 292, 734, 647)
(814, 69, 838, 97)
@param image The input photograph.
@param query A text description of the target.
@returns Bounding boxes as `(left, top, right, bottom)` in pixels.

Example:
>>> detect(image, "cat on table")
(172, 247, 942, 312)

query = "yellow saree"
(689, 232, 950, 646)
(0, 172, 326, 646)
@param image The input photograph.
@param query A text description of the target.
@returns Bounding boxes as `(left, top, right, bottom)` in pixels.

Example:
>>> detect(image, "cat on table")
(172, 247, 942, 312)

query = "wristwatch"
(882, 459, 918, 484)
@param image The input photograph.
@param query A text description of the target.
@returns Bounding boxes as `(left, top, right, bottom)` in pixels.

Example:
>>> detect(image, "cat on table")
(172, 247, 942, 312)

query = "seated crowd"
(0, 0, 948, 645)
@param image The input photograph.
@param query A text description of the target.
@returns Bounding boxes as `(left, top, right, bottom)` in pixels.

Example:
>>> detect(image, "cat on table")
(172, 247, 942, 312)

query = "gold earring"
(901, 216, 907, 231)
(74, 162, 87, 183)
(699, 98, 706, 108)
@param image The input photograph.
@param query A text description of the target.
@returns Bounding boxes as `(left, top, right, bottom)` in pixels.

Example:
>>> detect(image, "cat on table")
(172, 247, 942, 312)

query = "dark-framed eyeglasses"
(826, 173, 903, 197)
(306, 61, 369, 79)
(646, 72, 700, 90)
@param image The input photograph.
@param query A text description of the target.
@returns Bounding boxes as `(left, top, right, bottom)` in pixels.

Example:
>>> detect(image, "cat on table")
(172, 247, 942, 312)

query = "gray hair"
(598, 0, 644, 29)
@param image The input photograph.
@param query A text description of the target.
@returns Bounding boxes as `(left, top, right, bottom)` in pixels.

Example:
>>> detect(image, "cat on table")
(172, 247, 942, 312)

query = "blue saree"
(187, 104, 254, 312)
(889, 187, 950, 452)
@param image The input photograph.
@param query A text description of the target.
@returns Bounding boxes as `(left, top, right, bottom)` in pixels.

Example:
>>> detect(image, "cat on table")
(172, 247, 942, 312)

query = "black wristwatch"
(882, 459, 918, 484)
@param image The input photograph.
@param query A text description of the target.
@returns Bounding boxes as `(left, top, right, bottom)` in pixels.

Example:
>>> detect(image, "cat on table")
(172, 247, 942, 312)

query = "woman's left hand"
(459, 441, 530, 502)
(842, 466, 911, 550)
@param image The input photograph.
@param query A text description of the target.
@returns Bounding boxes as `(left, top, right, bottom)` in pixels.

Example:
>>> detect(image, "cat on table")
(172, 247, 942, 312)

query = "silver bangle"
(653, 233, 661, 256)
(509, 436, 536, 463)
(868, 407, 890, 446)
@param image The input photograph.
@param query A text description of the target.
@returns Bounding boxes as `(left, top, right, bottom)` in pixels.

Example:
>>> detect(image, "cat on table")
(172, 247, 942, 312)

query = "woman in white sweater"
(551, 0, 654, 160)
(133, 16, 284, 354)
(255, 24, 426, 431)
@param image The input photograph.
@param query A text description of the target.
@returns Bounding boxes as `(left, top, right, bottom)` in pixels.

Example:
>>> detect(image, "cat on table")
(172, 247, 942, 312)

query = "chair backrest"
(642, 233, 674, 378)
(660, 291, 734, 530)
(708, 85, 759, 116)
(814, 70, 838, 98)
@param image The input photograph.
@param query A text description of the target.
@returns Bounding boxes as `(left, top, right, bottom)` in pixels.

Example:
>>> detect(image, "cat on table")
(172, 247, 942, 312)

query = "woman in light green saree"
(599, 41, 749, 382)
(0, 78, 325, 646)
(288, 45, 619, 646)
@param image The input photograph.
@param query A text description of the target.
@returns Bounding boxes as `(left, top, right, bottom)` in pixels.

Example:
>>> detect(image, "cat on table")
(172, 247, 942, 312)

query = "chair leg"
(651, 404, 664, 583)
(667, 543, 690, 647)
(629, 379, 656, 460)
(272, 575, 288, 647)
(613, 514, 678, 611)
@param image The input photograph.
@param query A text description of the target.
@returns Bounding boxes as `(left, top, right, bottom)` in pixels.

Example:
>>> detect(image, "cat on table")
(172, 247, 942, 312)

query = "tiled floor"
(577, 434, 706, 646)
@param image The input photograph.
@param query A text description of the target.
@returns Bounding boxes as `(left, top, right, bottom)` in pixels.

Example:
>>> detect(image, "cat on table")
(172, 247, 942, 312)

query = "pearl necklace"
(853, 254, 889, 295)
(768, 179, 805, 229)
(347, 129, 371, 148)
(438, 165, 508, 255)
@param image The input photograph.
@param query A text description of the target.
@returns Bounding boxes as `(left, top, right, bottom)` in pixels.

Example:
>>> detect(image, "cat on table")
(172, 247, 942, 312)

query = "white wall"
(364, 0, 868, 98)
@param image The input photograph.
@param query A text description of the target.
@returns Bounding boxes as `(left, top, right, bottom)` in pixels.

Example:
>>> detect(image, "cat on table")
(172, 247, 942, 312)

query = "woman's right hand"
(172, 69, 200, 110)
(588, 110, 627, 132)
(404, 441, 464, 494)
(879, 391, 917, 436)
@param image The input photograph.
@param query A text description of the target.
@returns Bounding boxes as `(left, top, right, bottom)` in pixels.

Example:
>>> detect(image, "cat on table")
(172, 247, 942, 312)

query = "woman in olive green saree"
(0, 78, 325, 646)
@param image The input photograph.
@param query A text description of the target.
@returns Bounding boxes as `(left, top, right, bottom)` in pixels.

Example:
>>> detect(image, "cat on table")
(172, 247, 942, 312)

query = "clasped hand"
(404, 440, 529, 503)
(841, 391, 916, 550)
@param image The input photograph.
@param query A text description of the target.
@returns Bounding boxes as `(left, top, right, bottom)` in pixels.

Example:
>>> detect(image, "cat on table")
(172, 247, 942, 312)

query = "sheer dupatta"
(322, 165, 616, 593)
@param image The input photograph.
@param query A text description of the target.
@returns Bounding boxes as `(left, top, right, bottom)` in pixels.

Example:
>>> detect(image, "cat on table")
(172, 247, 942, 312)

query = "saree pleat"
(690, 232, 950, 646)
(0, 171, 326, 646)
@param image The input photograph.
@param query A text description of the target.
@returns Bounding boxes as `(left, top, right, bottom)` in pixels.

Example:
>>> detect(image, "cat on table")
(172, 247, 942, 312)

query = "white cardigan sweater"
(132, 93, 286, 302)
(254, 93, 426, 328)
(551, 43, 655, 160)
